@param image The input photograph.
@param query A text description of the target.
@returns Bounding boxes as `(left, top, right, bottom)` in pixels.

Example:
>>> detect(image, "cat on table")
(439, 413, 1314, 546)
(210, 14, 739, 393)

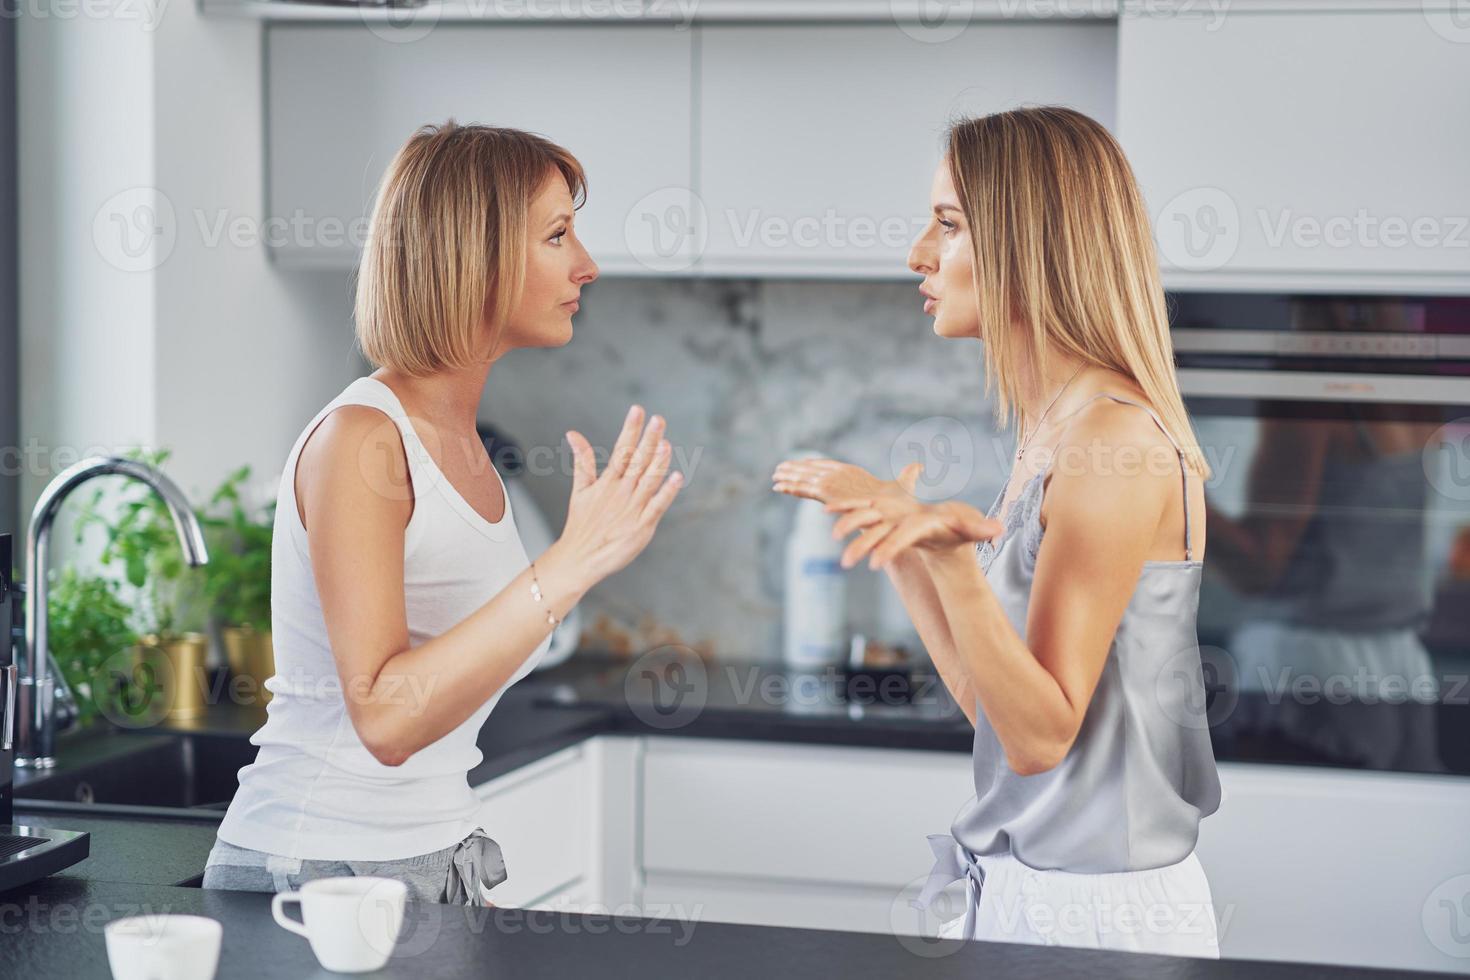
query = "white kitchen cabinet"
(472, 743, 592, 909)
(1118, 9, 1470, 293)
(639, 737, 972, 935)
(266, 26, 694, 273)
(693, 23, 1118, 277)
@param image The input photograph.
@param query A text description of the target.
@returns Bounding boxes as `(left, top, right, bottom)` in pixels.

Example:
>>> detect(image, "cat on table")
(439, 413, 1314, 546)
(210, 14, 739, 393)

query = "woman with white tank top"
(774, 108, 1223, 958)
(204, 123, 683, 906)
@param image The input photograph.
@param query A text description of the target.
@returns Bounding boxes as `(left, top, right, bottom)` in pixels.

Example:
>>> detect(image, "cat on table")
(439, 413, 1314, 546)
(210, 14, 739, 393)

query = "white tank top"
(216, 376, 552, 861)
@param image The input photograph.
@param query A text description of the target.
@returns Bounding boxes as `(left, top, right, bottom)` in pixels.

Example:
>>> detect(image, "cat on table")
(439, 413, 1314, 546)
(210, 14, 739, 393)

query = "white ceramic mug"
(271, 876, 407, 973)
(104, 914, 222, 980)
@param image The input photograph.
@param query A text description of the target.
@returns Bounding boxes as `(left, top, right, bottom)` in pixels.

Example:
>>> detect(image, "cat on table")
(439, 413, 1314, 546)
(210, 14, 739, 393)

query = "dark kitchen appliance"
(1170, 293, 1470, 777)
(0, 532, 88, 891)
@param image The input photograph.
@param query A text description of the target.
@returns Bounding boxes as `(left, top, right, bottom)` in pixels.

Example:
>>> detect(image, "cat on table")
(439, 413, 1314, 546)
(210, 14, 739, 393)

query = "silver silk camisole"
(946, 393, 1222, 877)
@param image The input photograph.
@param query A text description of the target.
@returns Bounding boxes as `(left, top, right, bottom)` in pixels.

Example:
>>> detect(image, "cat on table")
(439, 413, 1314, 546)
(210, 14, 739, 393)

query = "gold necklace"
(1015, 363, 1086, 461)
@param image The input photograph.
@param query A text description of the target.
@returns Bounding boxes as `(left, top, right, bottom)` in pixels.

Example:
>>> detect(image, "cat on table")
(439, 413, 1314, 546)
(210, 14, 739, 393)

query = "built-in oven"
(1171, 293, 1470, 777)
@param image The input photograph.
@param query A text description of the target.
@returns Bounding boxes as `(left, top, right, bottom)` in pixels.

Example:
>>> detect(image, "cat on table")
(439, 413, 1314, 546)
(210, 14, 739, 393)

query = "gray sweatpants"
(202, 836, 480, 907)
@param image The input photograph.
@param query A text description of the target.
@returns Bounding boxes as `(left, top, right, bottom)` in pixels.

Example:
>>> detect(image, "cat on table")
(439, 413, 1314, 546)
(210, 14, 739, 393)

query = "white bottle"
(783, 498, 848, 668)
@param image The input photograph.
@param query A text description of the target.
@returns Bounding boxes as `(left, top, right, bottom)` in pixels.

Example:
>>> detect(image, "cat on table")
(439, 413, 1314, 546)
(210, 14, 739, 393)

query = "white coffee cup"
(271, 876, 407, 973)
(104, 914, 222, 980)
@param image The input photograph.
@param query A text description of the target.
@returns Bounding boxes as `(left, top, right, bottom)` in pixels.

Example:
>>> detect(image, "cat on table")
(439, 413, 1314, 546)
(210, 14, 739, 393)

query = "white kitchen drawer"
(642, 870, 958, 937)
(473, 744, 590, 908)
(640, 737, 972, 888)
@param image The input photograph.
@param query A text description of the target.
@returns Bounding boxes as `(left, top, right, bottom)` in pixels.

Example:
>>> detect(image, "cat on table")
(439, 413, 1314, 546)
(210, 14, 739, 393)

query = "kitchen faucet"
(15, 456, 209, 768)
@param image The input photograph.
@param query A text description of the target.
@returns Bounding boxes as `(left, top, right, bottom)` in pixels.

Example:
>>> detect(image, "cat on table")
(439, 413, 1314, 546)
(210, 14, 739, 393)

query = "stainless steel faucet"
(16, 456, 210, 768)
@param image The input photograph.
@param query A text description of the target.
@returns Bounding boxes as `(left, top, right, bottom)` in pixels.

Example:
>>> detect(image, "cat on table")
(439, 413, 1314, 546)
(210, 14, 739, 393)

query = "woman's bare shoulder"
(296, 404, 413, 530)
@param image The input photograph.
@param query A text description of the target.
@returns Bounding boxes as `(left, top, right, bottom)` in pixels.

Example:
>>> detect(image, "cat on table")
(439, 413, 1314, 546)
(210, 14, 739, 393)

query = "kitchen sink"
(14, 730, 258, 810)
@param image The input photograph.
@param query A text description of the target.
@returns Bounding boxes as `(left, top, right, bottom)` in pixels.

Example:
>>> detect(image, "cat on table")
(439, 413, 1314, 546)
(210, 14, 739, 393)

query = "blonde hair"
(354, 121, 586, 377)
(946, 106, 1210, 479)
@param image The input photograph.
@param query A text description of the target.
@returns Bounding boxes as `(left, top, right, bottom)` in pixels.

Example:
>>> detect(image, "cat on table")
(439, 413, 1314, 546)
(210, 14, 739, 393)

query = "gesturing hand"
(771, 457, 923, 505)
(825, 493, 1003, 571)
(559, 405, 684, 586)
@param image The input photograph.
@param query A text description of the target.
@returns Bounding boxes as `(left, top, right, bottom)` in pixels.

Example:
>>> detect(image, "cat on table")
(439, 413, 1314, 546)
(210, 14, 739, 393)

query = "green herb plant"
(200, 464, 274, 632)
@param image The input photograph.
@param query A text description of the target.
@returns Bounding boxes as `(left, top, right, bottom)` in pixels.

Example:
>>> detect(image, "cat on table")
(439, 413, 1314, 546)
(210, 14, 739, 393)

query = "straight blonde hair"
(947, 106, 1210, 479)
(354, 121, 586, 377)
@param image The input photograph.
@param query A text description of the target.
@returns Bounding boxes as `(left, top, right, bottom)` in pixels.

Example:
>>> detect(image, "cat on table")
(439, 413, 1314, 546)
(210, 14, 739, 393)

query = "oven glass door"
(1190, 395, 1470, 776)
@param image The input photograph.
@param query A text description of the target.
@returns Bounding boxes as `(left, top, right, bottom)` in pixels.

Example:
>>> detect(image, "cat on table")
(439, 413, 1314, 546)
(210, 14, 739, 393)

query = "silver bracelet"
(528, 561, 560, 630)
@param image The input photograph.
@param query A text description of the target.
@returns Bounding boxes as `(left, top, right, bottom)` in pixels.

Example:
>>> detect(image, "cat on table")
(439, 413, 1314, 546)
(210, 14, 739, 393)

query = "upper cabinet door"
(267, 26, 694, 274)
(1119, 10, 1470, 294)
(692, 23, 1118, 278)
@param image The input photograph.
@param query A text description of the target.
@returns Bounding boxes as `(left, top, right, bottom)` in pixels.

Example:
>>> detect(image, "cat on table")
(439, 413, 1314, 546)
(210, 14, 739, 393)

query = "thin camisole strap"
(1053, 392, 1193, 562)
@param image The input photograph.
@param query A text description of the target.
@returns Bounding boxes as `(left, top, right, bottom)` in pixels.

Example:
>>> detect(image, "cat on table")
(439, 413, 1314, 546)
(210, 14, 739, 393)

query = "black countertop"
(0, 876, 1437, 980)
(9, 807, 220, 887)
(3, 653, 1458, 978)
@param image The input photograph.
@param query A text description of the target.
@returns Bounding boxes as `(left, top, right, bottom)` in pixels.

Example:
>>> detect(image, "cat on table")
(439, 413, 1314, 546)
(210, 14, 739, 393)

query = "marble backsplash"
(480, 277, 1015, 663)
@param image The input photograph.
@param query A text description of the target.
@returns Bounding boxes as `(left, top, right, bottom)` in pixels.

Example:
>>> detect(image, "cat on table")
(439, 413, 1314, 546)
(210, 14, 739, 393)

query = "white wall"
(17, 5, 364, 570)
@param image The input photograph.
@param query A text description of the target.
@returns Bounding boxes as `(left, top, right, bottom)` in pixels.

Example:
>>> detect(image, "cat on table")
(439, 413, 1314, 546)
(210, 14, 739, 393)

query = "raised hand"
(771, 457, 923, 505)
(558, 405, 683, 586)
(824, 494, 1002, 571)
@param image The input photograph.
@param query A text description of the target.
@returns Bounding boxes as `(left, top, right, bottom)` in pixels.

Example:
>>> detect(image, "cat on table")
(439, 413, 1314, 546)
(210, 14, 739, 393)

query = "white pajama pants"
(935, 848, 1222, 959)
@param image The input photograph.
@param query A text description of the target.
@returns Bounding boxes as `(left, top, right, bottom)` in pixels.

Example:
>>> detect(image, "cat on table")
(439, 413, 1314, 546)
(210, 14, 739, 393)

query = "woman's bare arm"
(882, 553, 976, 726)
(918, 404, 1178, 774)
(300, 403, 678, 766)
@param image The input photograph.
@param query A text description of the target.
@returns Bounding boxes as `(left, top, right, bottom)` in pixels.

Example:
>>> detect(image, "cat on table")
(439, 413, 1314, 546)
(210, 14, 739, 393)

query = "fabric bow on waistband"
(444, 828, 509, 906)
(911, 834, 984, 941)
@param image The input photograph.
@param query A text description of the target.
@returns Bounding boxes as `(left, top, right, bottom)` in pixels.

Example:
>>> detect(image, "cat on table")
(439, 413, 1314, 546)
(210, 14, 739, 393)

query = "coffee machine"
(0, 532, 88, 891)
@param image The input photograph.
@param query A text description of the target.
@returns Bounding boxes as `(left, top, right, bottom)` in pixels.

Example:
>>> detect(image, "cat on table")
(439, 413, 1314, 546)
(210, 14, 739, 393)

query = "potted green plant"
(200, 464, 275, 706)
(73, 447, 210, 719)
(46, 566, 146, 729)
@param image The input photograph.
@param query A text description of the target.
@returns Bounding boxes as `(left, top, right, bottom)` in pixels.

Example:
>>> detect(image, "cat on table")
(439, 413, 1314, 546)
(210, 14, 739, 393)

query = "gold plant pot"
(222, 625, 275, 706)
(134, 632, 211, 720)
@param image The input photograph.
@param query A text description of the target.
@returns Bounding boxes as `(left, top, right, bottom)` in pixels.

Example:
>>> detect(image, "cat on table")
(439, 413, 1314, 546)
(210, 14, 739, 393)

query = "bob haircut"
(354, 121, 586, 377)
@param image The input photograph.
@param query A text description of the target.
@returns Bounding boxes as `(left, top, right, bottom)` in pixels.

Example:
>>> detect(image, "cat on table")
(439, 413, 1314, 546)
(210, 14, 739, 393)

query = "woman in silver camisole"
(773, 107, 1224, 958)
